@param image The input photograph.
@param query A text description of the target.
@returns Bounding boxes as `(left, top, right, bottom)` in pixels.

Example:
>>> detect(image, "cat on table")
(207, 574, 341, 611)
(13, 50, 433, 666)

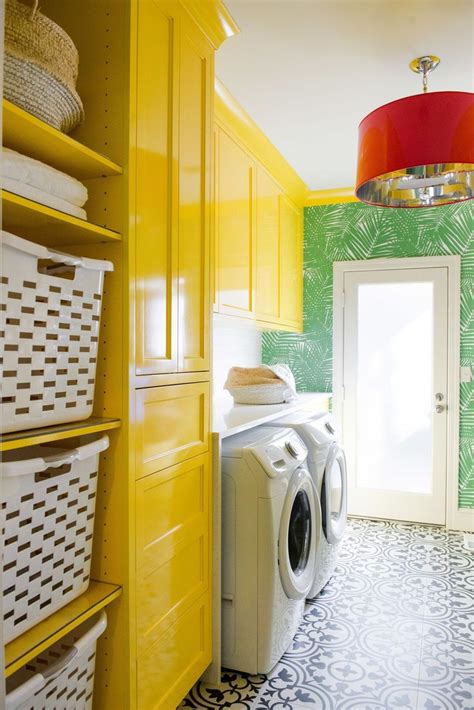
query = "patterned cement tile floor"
(180, 518, 474, 710)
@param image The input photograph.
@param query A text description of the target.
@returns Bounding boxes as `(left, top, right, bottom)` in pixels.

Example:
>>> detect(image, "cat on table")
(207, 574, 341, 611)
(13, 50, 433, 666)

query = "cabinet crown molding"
(305, 187, 359, 206)
(215, 78, 308, 207)
(180, 0, 239, 49)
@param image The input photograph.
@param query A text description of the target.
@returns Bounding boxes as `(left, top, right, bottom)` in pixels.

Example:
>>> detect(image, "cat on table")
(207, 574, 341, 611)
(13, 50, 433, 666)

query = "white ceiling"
(216, 0, 474, 190)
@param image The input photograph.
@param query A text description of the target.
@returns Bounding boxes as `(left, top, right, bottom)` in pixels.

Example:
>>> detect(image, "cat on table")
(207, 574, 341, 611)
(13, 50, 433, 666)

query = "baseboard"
(348, 512, 474, 533)
(448, 507, 474, 533)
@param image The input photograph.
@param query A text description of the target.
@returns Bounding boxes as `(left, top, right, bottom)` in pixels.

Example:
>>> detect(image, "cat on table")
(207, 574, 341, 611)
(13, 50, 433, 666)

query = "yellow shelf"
(2, 190, 121, 246)
(0, 416, 121, 452)
(3, 100, 123, 180)
(5, 581, 122, 677)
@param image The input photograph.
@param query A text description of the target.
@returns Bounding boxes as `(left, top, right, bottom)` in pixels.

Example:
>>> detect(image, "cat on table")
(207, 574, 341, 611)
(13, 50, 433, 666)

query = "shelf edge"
(0, 418, 122, 451)
(3, 100, 123, 178)
(5, 583, 122, 678)
(2, 190, 122, 241)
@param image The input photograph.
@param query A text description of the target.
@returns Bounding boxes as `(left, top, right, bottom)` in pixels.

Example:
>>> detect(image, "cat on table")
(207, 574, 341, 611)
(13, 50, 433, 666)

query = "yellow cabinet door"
(137, 591, 211, 710)
(279, 194, 303, 328)
(216, 128, 256, 318)
(136, 453, 210, 657)
(135, 0, 179, 375)
(256, 167, 281, 323)
(135, 381, 210, 479)
(178, 13, 212, 372)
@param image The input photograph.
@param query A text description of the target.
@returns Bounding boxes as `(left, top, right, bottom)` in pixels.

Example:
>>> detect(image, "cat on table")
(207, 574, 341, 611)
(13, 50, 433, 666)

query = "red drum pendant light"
(356, 56, 474, 207)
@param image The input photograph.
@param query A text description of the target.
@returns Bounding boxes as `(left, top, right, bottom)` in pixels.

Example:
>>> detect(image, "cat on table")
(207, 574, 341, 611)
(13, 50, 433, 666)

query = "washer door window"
(279, 468, 317, 599)
(321, 444, 347, 544)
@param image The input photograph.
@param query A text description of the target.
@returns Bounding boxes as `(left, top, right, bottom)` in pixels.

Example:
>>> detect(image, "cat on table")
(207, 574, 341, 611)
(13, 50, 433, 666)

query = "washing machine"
(267, 412, 347, 598)
(221, 426, 318, 675)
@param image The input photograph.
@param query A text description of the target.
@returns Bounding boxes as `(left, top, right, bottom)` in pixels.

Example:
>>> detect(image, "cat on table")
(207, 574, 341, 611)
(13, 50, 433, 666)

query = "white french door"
(339, 263, 450, 525)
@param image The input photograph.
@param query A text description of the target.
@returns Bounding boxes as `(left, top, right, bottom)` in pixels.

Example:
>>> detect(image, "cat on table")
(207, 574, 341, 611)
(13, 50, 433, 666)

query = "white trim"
(450, 507, 474, 533)
(333, 255, 463, 531)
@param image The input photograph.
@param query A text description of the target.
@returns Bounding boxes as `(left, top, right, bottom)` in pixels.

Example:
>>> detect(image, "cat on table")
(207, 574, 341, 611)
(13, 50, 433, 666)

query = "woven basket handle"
(28, 0, 39, 19)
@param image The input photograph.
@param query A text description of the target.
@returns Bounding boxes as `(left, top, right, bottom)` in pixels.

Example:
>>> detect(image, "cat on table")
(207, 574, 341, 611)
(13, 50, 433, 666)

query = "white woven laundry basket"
(1, 231, 113, 433)
(228, 382, 290, 405)
(1, 435, 109, 643)
(5, 611, 107, 710)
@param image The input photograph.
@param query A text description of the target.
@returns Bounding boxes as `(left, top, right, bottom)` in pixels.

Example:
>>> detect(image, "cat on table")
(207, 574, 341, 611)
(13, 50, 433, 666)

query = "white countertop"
(212, 392, 332, 439)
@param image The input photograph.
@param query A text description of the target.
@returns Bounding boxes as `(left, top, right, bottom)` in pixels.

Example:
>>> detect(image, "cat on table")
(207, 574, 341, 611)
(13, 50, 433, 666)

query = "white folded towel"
(1, 178, 87, 220)
(1, 147, 88, 207)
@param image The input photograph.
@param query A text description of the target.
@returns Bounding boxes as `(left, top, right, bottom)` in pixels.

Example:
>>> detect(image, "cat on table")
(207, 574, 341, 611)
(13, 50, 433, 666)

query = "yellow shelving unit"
(1, 0, 126, 700)
(0, 417, 121, 452)
(1, 190, 121, 246)
(3, 100, 123, 180)
(5, 582, 122, 677)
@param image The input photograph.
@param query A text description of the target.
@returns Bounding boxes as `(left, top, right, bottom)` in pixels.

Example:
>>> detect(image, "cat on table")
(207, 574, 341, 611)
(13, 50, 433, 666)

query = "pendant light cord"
(422, 67, 429, 93)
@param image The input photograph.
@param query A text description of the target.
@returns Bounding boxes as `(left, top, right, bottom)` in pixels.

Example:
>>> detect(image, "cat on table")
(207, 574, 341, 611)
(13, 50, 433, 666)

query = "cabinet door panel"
(135, 382, 209, 479)
(137, 592, 211, 710)
(178, 15, 212, 372)
(135, 0, 178, 375)
(216, 129, 255, 318)
(279, 195, 302, 328)
(136, 454, 210, 655)
(256, 167, 280, 323)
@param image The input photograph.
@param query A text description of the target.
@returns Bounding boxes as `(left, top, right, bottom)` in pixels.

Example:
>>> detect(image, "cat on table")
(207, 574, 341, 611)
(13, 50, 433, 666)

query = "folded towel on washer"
(1, 178, 87, 219)
(2, 147, 88, 207)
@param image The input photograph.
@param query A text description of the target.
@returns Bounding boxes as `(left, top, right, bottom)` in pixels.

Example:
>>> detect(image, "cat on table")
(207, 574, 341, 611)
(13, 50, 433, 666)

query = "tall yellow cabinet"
(135, 1, 212, 376)
(132, 3, 236, 708)
(1, 2, 237, 709)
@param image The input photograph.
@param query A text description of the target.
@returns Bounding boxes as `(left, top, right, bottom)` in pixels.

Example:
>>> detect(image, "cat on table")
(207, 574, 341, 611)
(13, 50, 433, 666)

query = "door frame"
(332, 255, 466, 531)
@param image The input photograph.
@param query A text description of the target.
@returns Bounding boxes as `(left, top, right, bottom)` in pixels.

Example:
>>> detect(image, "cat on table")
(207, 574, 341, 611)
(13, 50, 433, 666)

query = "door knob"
(435, 393, 444, 402)
(435, 404, 445, 414)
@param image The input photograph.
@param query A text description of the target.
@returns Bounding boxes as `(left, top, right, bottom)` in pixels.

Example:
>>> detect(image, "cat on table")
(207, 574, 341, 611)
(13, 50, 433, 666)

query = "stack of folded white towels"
(1, 147, 88, 219)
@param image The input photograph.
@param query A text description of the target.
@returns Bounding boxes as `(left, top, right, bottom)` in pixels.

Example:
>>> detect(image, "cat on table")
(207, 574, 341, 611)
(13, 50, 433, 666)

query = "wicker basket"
(4, 0, 84, 132)
(227, 383, 291, 405)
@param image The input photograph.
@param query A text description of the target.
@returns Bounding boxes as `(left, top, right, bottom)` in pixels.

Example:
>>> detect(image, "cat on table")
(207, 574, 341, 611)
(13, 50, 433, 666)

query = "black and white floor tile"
(180, 519, 474, 710)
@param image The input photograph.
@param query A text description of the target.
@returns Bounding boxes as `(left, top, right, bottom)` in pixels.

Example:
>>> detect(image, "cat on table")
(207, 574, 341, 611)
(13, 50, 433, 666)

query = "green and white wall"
(262, 201, 474, 508)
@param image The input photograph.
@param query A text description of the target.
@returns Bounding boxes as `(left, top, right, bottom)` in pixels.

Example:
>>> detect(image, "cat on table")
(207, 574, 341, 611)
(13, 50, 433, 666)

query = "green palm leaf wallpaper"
(262, 201, 474, 508)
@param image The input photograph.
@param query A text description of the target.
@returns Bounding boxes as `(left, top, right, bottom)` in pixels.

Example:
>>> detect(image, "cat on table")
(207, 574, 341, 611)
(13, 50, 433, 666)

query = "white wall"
(212, 315, 262, 408)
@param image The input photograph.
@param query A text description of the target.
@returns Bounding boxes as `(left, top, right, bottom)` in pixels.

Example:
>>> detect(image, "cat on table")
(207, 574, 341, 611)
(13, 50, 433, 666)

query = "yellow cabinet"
(135, 0, 179, 375)
(137, 591, 211, 710)
(256, 167, 281, 323)
(178, 12, 212, 372)
(279, 194, 303, 329)
(214, 87, 304, 332)
(135, 1, 212, 375)
(136, 453, 210, 656)
(216, 128, 256, 318)
(135, 381, 210, 479)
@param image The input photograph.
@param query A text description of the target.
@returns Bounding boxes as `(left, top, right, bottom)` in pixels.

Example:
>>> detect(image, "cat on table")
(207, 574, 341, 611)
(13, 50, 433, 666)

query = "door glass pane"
(356, 282, 433, 493)
(288, 489, 312, 575)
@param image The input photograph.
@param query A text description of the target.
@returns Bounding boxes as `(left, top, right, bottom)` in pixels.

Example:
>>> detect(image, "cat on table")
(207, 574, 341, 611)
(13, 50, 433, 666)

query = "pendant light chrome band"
(356, 163, 474, 208)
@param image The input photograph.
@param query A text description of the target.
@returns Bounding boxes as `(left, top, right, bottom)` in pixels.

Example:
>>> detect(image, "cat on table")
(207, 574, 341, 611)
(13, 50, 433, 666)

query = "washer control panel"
(263, 432, 308, 475)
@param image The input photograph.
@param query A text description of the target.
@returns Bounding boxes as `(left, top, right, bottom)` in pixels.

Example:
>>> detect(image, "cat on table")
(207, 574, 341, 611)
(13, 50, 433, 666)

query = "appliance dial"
(285, 441, 299, 459)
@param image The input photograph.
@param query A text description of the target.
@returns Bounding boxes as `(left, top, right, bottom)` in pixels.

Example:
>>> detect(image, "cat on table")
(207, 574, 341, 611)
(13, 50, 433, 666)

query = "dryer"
(267, 412, 347, 598)
(221, 426, 318, 675)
